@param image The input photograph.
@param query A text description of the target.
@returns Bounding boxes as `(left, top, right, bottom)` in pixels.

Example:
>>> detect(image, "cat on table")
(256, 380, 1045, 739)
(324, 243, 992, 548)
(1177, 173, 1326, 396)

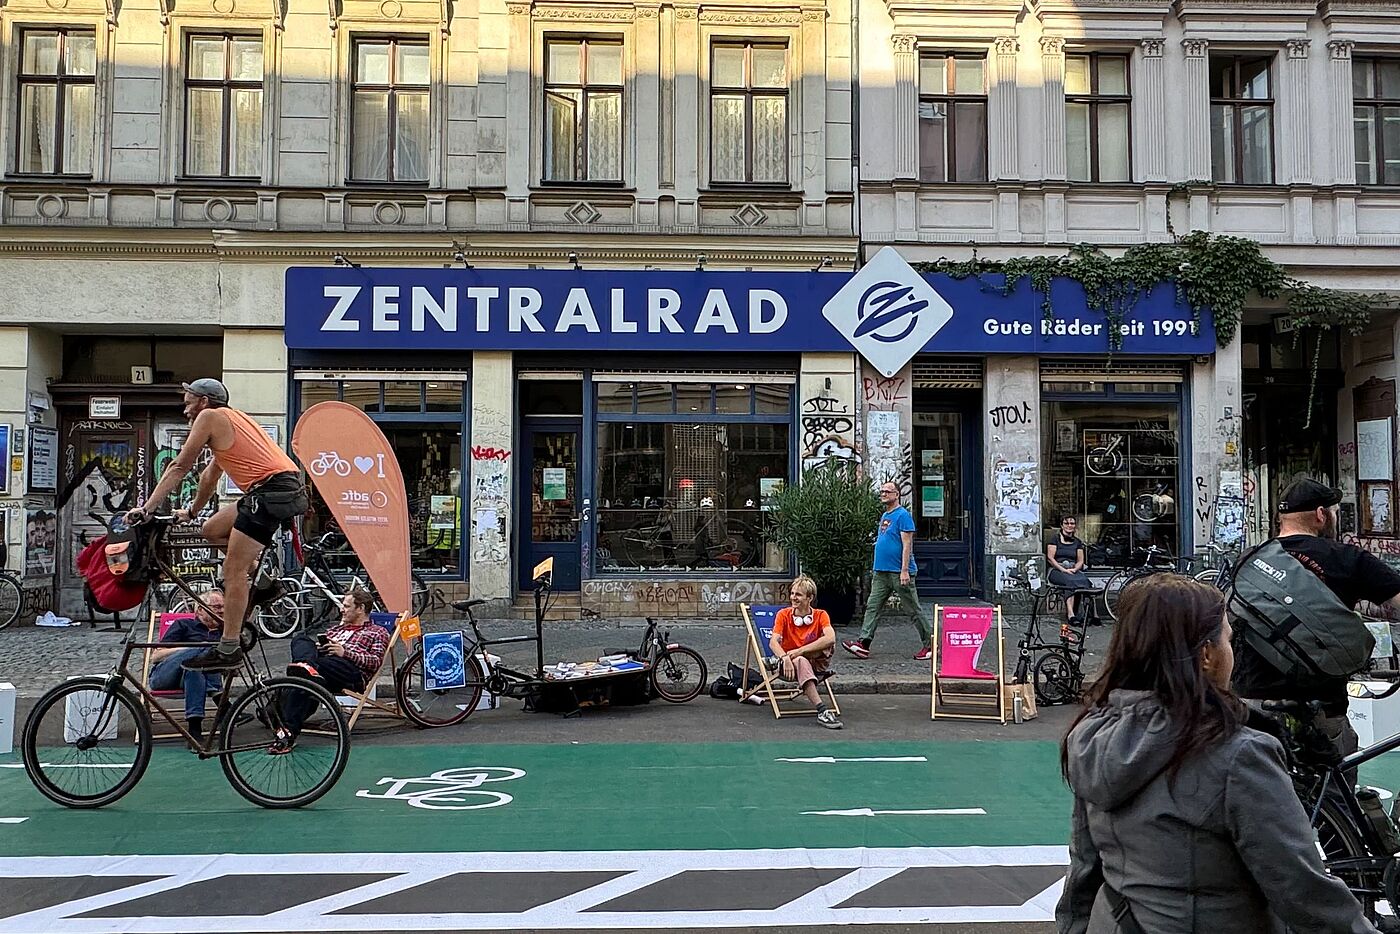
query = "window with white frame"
(350, 37, 430, 183)
(544, 38, 624, 183)
(1354, 57, 1400, 186)
(15, 28, 96, 175)
(918, 53, 987, 183)
(710, 42, 788, 185)
(1065, 52, 1130, 183)
(184, 34, 263, 178)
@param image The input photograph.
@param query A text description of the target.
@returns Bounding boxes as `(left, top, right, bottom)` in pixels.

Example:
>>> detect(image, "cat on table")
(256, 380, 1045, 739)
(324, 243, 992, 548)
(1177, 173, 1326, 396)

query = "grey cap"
(181, 378, 229, 407)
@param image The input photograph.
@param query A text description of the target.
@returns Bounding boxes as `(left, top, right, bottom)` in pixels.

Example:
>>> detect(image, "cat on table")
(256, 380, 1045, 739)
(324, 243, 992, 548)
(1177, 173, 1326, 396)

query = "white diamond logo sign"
(822, 246, 955, 377)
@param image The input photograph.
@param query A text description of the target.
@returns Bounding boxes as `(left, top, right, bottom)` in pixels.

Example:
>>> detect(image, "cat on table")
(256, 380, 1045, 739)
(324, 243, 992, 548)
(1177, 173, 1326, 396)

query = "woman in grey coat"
(1056, 574, 1378, 934)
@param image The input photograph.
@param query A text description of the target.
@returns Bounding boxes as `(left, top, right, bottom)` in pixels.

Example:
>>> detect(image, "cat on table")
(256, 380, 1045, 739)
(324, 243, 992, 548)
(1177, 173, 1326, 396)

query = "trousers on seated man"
(767, 576, 842, 730)
(281, 588, 389, 736)
(148, 590, 225, 740)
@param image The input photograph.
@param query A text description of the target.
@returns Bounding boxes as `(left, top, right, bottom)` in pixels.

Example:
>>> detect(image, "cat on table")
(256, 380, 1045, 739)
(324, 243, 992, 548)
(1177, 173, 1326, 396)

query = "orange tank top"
(212, 408, 299, 491)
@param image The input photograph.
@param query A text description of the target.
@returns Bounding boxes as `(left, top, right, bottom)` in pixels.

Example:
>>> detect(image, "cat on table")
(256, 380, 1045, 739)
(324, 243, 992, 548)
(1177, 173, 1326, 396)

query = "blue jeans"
(149, 647, 222, 720)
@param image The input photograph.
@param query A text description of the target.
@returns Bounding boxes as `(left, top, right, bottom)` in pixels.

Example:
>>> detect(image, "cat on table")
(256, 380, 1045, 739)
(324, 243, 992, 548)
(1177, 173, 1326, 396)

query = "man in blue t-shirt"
(841, 482, 932, 659)
(148, 591, 224, 740)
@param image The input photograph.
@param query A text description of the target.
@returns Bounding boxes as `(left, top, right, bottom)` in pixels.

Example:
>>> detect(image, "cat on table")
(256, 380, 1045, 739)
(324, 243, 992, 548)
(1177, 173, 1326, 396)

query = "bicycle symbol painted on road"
(354, 767, 525, 810)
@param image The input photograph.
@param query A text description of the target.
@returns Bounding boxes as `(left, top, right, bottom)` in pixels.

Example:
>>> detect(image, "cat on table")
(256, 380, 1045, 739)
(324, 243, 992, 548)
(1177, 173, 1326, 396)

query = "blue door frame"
(912, 391, 984, 598)
(518, 418, 583, 591)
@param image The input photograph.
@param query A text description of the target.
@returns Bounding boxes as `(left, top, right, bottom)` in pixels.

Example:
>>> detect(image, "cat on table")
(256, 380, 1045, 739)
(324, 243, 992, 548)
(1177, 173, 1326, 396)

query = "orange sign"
(292, 401, 412, 613)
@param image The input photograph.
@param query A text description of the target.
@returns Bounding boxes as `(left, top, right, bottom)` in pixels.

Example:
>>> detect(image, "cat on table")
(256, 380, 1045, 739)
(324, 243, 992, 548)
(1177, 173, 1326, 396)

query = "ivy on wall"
(914, 231, 1383, 351)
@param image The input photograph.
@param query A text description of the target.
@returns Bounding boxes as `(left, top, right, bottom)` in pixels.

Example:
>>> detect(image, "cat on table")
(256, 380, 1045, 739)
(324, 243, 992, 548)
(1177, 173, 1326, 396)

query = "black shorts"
(234, 472, 308, 547)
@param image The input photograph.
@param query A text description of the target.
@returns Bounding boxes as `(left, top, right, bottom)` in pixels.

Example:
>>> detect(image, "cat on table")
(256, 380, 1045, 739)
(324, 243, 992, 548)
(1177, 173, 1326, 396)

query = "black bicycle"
(1015, 585, 1098, 706)
(1264, 677, 1400, 928)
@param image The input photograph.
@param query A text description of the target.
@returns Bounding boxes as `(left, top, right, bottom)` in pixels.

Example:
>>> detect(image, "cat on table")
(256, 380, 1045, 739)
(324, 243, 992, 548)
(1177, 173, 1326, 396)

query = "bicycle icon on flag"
(355, 767, 526, 810)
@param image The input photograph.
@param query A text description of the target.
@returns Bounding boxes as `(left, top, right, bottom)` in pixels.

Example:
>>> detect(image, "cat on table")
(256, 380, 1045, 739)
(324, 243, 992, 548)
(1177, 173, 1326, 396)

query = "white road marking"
(0, 817, 28, 824)
(801, 807, 987, 817)
(0, 846, 1068, 933)
(0, 763, 131, 769)
(775, 756, 928, 764)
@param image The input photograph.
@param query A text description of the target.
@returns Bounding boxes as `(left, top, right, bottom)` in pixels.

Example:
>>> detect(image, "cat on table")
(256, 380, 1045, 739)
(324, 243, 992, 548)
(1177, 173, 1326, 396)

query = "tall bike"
(21, 516, 350, 809)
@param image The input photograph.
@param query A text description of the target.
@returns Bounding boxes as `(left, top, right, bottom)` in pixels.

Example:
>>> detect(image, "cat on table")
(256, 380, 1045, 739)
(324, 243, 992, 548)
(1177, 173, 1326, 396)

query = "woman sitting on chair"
(1047, 515, 1093, 621)
(768, 576, 842, 730)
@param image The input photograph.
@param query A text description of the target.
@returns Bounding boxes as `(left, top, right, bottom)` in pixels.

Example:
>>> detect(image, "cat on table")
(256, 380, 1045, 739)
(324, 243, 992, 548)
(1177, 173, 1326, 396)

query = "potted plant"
(766, 459, 882, 626)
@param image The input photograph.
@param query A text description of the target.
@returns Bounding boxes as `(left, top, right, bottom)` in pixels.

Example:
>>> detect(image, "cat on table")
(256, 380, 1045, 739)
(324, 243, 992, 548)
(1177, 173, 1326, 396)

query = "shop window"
(342, 380, 382, 412)
(1041, 400, 1181, 567)
(383, 380, 423, 412)
(426, 381, 465, 411)
(594, 380, 790, 573)
(520, 379, 582, 415)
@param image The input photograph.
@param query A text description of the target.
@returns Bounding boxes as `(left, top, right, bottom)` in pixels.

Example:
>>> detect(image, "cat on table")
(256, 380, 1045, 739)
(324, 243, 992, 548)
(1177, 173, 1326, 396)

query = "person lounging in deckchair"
(766, 576, 843, 730)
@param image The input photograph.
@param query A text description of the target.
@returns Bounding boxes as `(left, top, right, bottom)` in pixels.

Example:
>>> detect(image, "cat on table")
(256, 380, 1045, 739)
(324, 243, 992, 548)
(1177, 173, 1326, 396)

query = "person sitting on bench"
(1046, 515, 1093, 621)
(280, 588, 388, 739)
(767, 576, 842, 730)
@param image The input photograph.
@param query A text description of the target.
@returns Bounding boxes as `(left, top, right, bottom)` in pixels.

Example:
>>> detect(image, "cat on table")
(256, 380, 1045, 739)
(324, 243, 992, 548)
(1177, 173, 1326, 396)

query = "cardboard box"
(0, 682, 14, 755)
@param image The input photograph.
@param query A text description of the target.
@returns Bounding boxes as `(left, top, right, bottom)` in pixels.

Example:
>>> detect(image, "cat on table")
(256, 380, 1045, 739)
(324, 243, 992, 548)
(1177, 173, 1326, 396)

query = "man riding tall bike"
(127, 378, 308, 671)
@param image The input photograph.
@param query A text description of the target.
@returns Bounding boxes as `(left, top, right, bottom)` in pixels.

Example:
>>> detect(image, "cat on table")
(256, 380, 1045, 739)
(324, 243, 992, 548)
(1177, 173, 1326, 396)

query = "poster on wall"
(541, 468, 567, 501)
(1363, 482, 1395, 536)
(27, 426, 58, 493)
(1055, 420, 1077, 453)
(25, 507, 56, 577)
(221, 424, 281, 495)
(1358, 419, 1395, 482)
(428, 495, 460, 551)
(921, 485, 945, 518)
(759, 477, 784, 512)
(921, 449, 944, 480)
(0, 424, 8, 495)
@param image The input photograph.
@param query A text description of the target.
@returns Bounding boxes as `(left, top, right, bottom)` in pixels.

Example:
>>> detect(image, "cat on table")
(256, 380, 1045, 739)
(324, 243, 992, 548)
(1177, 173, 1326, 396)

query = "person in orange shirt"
(128, 379, 307, 671)
(768, 576, 842, 729)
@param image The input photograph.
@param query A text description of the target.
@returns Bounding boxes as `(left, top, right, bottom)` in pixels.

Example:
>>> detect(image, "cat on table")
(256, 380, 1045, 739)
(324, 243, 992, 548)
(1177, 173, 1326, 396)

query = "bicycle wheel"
(1033, 650, 1082, 706)
(0, 572, 22, 630)
(411, 572, 431, 617)
(1312, 798, 1379, 919)
(1193, 568, 1222, 588)
(219, 677, 349, 809)
(1102, 569, 1141, 621)
(165, 576, 216, 615)
(396, 649, 485, 728)
(650, 647, 707, 703)
(255, 578, 308, 639)
(21, 677, 152, 809)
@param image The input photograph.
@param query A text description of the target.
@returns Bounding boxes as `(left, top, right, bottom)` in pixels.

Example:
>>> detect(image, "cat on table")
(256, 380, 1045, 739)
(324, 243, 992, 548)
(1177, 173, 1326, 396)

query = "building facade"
(1, 0, 1397, 622)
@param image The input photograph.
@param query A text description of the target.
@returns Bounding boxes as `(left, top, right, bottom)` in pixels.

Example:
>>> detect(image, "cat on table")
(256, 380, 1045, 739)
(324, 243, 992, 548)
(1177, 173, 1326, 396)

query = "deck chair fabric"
(139, 612, 198, 739)
(931, 605, 1006, 723)
(738, 604, 840, 719)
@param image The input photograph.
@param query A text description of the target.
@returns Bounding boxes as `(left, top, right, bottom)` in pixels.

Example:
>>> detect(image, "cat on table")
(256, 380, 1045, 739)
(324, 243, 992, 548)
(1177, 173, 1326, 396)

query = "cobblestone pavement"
(0, 612, 1110, 698)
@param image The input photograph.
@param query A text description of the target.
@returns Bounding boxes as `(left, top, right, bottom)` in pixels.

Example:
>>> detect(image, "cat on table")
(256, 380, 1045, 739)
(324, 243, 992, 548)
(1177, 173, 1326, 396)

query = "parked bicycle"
(1191, 541, 1240, 591)
(1014, 584, 1097, 705)
(0, 565, 22, 631)
(21, 516, 350, 809)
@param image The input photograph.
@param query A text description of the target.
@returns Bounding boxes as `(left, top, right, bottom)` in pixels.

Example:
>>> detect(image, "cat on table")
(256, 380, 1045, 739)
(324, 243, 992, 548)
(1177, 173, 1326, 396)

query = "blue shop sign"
(284, 247, 1215, 375)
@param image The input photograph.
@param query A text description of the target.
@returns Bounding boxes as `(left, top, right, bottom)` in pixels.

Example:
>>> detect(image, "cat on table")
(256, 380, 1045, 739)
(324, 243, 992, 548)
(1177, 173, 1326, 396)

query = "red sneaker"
(840, 639, 870, 659)
(914, 646, 932, 661)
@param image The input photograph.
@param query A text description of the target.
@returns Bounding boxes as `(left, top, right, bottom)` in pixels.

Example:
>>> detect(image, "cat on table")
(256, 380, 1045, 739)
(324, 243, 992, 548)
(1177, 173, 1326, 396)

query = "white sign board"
(1358, 418, 1394, 482)
(88, 396, 122, 419)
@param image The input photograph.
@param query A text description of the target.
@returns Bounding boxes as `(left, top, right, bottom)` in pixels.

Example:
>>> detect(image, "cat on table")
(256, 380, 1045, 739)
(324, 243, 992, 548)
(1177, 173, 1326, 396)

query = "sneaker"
(763, 656, 782, 672)
(286, 661, 322, 681)
(914, 646, 932, 661)
(817, 709, 844, 730)
(267, 729, 294, 756)
(840, 639, 870, 659)
(182, 646, 244, 671)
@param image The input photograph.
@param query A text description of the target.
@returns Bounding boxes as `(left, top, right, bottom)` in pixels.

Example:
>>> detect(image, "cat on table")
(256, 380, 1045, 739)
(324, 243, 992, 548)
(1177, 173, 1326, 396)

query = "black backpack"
(103, 514, 155, 584)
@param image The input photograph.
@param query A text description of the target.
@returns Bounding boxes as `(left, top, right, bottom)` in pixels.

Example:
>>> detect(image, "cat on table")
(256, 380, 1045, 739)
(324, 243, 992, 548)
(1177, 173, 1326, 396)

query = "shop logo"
(823, 247, 954, 377)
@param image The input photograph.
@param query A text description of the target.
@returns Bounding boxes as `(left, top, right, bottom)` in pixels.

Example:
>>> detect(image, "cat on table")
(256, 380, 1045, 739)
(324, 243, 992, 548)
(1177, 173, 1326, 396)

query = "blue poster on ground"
(422, 630, 467, 691)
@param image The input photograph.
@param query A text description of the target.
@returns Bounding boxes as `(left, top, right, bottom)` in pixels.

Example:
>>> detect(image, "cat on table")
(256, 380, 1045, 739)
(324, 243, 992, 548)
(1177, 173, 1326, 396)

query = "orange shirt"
(772, 606, 832, 653)
(212, 408, 299, 491)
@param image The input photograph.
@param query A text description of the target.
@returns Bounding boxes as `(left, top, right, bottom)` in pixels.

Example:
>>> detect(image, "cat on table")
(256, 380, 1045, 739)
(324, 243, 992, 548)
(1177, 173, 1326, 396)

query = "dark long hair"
(1060, 574, 1242, 782)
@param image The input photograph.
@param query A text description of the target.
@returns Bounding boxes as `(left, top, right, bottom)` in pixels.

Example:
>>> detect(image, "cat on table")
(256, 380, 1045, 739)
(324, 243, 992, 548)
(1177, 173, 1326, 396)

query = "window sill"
(534, 180, 632, 192)
(174, 176, 265, 187)
(700, 184, 796, 194)
(343, 179, 432, 190)
(4, 173, 94, 183)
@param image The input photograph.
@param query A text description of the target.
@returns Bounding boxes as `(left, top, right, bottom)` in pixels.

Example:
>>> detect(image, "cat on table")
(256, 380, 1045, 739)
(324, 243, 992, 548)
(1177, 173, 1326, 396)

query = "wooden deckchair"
(738, 604, 840, 719)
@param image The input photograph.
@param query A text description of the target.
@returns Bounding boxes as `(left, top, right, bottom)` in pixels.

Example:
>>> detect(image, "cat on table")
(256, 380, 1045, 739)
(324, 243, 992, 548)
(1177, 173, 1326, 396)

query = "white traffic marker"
(775, 756, 928, 764)
(0, 818, 28, 824)
(802, 807, 987, 817)
(0, 763, 130, 769)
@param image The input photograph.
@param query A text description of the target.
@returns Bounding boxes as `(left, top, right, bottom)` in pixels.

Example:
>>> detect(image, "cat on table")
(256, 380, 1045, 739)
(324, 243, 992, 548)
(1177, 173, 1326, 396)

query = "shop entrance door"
(519, 421, 581, 591)
(911, 392, 983, 597)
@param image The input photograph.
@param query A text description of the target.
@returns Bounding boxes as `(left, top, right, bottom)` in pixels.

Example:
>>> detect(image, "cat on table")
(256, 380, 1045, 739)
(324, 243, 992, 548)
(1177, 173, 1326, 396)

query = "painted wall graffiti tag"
(862, 376, 908, 408)
(800, 395, 857, 469)
(470, 446, 512, 463)
(989, 402, 1032, 429)
(469, 446, 511, 564)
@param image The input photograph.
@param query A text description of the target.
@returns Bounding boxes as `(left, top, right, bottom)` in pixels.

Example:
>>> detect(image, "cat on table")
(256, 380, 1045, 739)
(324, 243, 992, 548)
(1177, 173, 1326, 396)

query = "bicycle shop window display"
(1041, 386, 1183, 568)
(295, 378, 467, 576)
(594, 380, 791, 573)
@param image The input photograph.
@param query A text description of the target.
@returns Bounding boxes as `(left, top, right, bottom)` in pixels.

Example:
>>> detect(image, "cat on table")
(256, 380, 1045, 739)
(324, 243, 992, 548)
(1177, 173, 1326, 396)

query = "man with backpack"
(1232, 478, 1400, 762)
(126, 379, 307, 672)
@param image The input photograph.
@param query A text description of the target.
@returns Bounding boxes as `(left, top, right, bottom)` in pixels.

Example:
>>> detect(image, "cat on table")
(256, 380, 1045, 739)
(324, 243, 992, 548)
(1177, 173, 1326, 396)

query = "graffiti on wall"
(800, 395, 857, 471)
(469, 446, 510, 563)
(989, 402, 1032, 429)
(862, 376, 908, 409)
(994, 554, 1044, 594)
(153, 422, 213, 510)
(991, 459, 1040, 541)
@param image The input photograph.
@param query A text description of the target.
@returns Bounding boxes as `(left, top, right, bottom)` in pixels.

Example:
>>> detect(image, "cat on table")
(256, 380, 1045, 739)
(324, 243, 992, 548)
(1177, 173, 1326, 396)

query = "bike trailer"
(1227, 539, 1374, 688)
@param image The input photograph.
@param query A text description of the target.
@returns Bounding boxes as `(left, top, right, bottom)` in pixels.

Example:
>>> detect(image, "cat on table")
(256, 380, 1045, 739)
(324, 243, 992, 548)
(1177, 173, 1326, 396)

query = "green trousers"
(859, 571, 932, 644)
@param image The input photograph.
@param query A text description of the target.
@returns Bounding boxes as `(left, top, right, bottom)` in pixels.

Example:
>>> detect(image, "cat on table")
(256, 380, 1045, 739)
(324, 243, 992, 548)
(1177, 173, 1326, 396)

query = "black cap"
(1278, 478, 1343, 514)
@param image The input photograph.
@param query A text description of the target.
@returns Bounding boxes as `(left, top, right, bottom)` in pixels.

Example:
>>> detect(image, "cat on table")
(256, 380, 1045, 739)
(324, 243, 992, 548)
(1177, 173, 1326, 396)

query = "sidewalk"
(0, 612, 1111, 698)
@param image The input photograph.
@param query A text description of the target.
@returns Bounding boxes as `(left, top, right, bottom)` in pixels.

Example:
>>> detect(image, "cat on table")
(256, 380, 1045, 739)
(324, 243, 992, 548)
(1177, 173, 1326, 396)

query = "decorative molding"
(1140, 37, 1164, 57)
(1285, 38, 1310, 59)
(635, 4, 659, 17)
(674, 6, 697, 18)
(1182, 37, 1209, 57)
(1328, 38, 1354, 60)
(891, 33, 916, 54)
(328, 0, 339, 32)
(699, 9, 799, 25)
(994, 36, 1018, 55)
(802, 7, 825, 20)
(505, 1, 530, 14)
(565, 201, 601, 225)
(1039, 35, 1064, 55)
(731, 203, 769, 227)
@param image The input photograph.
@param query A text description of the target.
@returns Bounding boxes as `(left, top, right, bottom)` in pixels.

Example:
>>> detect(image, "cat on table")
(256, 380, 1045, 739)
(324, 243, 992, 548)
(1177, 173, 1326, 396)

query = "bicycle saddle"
(453, 599, 487, 612)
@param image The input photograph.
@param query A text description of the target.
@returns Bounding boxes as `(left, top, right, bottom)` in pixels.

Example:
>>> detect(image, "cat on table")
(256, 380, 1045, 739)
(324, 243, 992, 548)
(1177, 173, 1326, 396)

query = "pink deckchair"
(930, 605, 1006, 723)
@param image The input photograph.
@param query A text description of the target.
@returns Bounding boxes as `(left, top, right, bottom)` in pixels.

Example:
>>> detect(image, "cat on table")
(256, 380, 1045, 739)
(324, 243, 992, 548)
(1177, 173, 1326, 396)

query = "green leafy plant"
(766, 459, 882, 594)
